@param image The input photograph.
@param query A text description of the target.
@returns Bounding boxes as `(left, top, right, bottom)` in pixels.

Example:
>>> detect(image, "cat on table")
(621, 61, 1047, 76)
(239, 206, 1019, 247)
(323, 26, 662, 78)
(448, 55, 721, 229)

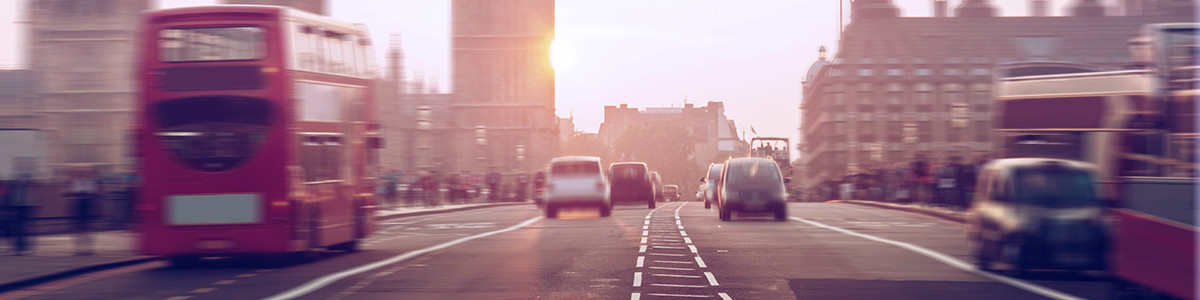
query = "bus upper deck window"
(160, 27, 265, 62)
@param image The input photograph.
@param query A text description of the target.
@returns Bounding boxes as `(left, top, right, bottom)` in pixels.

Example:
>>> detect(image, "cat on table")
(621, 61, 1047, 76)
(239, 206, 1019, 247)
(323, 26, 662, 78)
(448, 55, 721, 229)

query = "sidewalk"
(0, 201, 529, 293)
(836, 200, 967, 223)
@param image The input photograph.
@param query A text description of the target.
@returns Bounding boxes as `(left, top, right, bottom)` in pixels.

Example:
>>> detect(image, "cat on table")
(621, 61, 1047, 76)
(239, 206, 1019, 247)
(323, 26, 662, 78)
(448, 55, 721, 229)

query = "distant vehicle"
(135, 5, 380, 264)
(717, 157, 789, 221)
(544, 156, 611, 218)
(663, 185, 679, 202)
(651, 171, 664, 202)
(700, 163, 723, 209)
(609, 162, 656, 209)
(966, 158, 1107, 274)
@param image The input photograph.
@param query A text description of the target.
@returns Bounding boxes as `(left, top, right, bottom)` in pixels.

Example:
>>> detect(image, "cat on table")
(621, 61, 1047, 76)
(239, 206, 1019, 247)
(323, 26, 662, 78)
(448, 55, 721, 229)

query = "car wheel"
(599, 203, 612, 217)
(774, 208, 787, 221)
(719, 206, 731, 221)
(971, 234, 992, 271)
(648, 199, 656, 209)
(704, 200, 711, 209)
(545, 204, 558, 218)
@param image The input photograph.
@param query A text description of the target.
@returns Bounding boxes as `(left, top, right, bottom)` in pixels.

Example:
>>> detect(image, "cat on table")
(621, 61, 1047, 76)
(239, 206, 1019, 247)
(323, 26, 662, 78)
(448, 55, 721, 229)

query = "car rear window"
(612, 165, 646, 181)
(551, 161, 600, 175)
(1014, 167, 1097, 207)
(724, 160, 781, 186)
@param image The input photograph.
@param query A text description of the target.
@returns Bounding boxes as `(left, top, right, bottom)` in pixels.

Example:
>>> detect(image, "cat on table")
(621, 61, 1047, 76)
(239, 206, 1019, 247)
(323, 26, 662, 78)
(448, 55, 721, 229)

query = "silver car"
(545, 156, 611, 218)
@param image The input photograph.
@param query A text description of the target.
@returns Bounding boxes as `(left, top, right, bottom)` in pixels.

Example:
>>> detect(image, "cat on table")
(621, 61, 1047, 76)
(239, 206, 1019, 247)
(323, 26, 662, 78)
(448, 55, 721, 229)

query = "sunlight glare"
(550, 39, 576, 71)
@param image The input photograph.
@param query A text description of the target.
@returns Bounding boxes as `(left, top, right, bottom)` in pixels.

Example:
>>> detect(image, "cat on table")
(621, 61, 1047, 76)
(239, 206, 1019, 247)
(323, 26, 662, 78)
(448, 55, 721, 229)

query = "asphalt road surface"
(7, 202, 1114, 300)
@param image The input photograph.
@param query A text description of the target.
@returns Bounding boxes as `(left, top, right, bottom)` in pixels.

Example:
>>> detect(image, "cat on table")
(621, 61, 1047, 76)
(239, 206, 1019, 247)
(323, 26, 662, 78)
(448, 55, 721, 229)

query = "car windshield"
(551, 161, 600, 176)
(724, 159, 782, 187)
(612, 165, 645, 180)
(1014, 167, 1098, 207)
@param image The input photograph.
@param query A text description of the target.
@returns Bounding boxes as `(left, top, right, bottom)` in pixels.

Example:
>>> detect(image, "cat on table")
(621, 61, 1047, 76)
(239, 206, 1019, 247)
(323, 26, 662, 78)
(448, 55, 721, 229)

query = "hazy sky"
(0, 0, 1104, 151)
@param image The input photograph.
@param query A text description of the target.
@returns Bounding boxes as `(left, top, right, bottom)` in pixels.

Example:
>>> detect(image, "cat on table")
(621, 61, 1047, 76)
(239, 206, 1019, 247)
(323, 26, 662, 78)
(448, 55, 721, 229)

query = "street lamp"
(416, 106, 432, 170)
(474, 125, 488, 172)
(515, 144, 526, 171)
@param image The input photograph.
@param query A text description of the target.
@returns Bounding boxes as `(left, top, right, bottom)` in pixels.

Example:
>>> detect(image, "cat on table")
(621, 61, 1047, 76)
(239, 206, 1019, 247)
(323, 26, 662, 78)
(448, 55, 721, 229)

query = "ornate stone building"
(598, 101, 748, 169)
(451, 0, 557, 174)
(798, 0, 1196, 190)
(28, 0, 149, 176)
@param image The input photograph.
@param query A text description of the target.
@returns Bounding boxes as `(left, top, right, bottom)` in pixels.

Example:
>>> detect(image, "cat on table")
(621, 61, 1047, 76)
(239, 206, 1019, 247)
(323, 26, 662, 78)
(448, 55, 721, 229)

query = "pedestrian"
(485, 171, 501, 203)
(7, 173, 35, 255)
(421, 172, 438, 207)
(66, 169, 99, 255)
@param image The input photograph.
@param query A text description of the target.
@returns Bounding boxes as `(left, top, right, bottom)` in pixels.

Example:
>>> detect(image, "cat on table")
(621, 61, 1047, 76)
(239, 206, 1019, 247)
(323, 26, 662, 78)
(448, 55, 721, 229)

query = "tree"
(611, 120, 698, 198)
(560, 132, 614, 163)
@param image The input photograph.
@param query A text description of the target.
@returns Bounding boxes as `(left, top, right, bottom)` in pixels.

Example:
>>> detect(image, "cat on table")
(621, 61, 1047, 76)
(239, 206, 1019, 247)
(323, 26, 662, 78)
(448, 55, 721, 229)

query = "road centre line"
(684, 237, 693, 244)
(678, 225, 685, 229)
(694, 256, 707, 268)
(262, 216, 542, 300)
(704, 272, 719, 286)
(640, 245, 647, 253)
(680, 230, 688, 236)
(791, 217, 1084, 300)
(688, 245, 698, 253)
(637, 256, 645, 267)
(633, 272, 643, 287)
(641, 237, 648, 243)
(644, 225, 649, 229)
(631, 292, 641, 300)
(643, 230, 649, 236)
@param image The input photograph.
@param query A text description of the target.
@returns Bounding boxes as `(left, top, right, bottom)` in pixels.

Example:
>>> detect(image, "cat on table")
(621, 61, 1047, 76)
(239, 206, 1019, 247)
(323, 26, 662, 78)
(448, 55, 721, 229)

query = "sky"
(0, 0, 1106, 155)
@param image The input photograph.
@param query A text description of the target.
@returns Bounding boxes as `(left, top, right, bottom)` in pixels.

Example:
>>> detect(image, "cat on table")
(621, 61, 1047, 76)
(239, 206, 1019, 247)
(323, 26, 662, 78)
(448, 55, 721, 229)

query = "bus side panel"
(1111, 208, 1197, 299)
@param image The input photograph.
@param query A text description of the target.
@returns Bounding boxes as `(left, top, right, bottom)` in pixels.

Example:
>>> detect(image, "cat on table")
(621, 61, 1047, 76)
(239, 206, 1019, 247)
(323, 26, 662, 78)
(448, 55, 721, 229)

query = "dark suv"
(609, 162, 656, 209)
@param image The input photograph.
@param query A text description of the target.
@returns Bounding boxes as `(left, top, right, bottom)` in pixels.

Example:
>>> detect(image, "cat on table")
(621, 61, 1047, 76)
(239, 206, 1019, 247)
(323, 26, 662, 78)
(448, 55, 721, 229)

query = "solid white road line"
(263, 216, 543, 300)
(791, 217, 1085, 300)
(694, 256, 707, 268)
(704, 272, 719, 286)
(637, 256, 645, 267)
(718, 292, 733, 300)
(633, 272, 643, 287)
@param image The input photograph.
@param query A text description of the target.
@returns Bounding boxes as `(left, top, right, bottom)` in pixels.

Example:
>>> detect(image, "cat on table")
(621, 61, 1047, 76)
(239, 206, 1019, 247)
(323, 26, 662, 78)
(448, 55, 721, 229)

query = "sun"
(550, 39, 576, 71)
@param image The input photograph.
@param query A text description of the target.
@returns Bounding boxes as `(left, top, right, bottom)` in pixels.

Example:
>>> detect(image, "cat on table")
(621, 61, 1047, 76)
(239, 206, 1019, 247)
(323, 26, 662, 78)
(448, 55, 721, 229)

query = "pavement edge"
(838, 200, 966, 223)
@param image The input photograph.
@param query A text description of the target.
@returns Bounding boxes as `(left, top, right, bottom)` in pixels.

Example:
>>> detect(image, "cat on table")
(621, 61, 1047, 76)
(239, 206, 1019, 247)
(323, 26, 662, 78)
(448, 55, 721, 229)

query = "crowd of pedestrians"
(1, 167, 138, 256)
(377, 169, 542, 210)
(808, 155, 988, 210)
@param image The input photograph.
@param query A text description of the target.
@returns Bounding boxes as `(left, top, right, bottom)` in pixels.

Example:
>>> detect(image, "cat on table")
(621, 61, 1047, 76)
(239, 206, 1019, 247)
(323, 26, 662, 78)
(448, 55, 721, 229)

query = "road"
(7, 202, 1114, 300)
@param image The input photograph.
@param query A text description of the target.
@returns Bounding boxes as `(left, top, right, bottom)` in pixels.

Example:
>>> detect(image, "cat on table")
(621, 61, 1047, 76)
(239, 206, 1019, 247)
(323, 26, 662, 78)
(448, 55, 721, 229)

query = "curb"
(839, 200, 966, 223)
(0, 256, 157, 293)
(376, 202, 531, 221)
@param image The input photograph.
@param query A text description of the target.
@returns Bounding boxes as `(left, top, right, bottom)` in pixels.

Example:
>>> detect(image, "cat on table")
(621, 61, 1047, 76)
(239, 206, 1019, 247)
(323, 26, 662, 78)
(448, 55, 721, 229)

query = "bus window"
(160, 27, 264, 62)
(154, 96, 272, 172)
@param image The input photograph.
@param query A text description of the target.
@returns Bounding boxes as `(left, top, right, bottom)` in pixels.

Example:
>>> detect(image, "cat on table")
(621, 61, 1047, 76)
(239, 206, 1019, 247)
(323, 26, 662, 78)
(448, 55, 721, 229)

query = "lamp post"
(416, 106, 432, 171)
(474, 125, 488, 173)
(515, 144, 526, 172)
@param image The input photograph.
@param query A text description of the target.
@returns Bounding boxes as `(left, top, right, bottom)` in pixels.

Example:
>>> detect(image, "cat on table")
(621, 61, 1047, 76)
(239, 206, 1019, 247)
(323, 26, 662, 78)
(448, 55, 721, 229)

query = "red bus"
(135, 5, 380, 264)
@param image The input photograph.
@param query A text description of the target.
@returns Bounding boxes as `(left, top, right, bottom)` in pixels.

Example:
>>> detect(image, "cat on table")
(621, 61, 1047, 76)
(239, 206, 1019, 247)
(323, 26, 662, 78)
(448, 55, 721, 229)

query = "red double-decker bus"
(135, 5, 380, 264)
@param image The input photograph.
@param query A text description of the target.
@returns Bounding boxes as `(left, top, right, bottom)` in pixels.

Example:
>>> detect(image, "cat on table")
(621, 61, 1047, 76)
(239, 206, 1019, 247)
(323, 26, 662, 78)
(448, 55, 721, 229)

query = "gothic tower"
(28, 0, 150, 175)
(451, 0, 556, 173)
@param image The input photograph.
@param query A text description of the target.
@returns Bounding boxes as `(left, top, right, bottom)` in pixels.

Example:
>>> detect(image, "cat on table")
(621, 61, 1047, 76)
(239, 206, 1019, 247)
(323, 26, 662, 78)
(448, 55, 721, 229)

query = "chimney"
(1030, 0, 1049, 16)
(934, 0, 949, 17)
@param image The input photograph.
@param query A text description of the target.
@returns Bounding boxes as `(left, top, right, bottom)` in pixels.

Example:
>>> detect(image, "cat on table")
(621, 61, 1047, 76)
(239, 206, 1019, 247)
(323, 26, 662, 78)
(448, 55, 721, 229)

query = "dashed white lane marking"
(631, 292, 641, 300)
(680, 230, 688, 236)
(684, 237, 693, 244)
(694, 256, 707, 268)
(650, 266, 695, 271)
(653, 260, 694, 264)
(647, 293, 711, 298)
(688, 245, 698, 253)
(678, 225, 685, 229)
(639, 245, 647, 253)
(637, 256, 645, 267)
(651, 283, 709, 288)
(719, 292, 733, 300)
(263, 216, 542, 300)
(643, 225, 649, 230)
(633, 272, 643, 287)
(645, 220, 650, 225)
(213, 280, 236, 285)
(704, 272, 719, 286)
(235, 273, 257, 278)
(792, 217, 1084, 300)
(652, 273, 702, 278)
(649, 252, 686, 257)
(641, 237, 648, 243)
(643, 230, 650, 236)
(190, 288, 215, 293)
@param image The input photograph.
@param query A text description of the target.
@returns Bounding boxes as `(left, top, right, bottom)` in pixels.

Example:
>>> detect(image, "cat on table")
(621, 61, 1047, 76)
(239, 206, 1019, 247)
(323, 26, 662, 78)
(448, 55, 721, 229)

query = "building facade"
(798, 0, 1196, 190)
(224, 0, 325, 15)
(28, 0, 149, 176)
(451, 0, 558, 174)
(598, 101, 748, 169)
